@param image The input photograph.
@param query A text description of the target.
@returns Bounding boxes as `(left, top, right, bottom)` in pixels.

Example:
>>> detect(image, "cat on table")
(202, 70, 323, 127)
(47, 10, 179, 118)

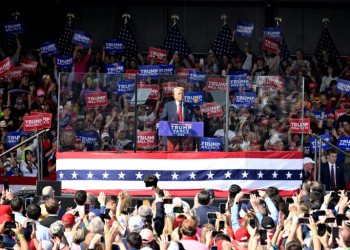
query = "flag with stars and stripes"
(209, 23, 234, 63)
(117, 23, 144, 65)
(161, 23, 195, 68)
(57, 21, 75, 56)
(3, 34, 17, 50)
(279, 33, 292, 73)
(56, 151, 302, 196)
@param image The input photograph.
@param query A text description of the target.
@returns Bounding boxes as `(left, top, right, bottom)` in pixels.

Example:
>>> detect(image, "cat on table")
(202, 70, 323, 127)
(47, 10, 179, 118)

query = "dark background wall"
(1, 0, 349, 57)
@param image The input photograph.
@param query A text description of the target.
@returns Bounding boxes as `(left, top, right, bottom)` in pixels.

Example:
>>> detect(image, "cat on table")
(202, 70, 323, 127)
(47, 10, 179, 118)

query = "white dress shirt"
(35, 221, 51, 241)
(13, 212, 28, 225)
(328, 161, 337, 188)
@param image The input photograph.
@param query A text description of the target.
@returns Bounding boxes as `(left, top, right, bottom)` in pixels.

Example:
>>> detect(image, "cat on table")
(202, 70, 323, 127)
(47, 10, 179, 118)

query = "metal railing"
(0, 129, 49, 180)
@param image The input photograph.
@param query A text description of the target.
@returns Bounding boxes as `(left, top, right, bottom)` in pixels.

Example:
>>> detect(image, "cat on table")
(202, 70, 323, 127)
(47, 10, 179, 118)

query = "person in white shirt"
(20, 150, 38, 177)
(26, 204, 51, 241)
(10, 198, 28, 225)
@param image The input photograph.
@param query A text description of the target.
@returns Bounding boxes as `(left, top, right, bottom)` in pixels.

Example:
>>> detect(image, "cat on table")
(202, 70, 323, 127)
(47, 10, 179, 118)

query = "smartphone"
(218, 220, 225, 231)
(316, 210, 326, 216)
(336, 214, 347, 226)
(285, 197, 294, 204)
(9, 214, 14, 221)
(304, 213, 310, 218)
(26, 222, 33, 231)
(260, 230, 267, 245)
(332, 227, 339, 243)
(325, 218, 336, 223)
(318, 224, 326, 236)
(249, 218, 256, 229)
(242, 193, 251, 199)
(298, 218, 309, 224)
(167, 235, 171, 241)
(173, 207, 184, 214)
(159, 190, 165, 198)
(219, 203, 226, 214)
(174, 51, 178, 56)
(3, 179, 9, 192)
(211, 231, 221, 237)
(137, 200, 143, 209)
(207, 212, 217, 220)
(200, 58, 204, 64)
(5, 222, 16, 229)
(163, 199, 172, 204)
(211, 246, 218, 250)
(84, 204, 90, 215)
(347, 192, 350, 199)
(331, 192, 339, 198)
(127, 207, 135, 214)
(152, 56, 156, 61)
(99, 214, 105, 221)
(104, 208, 111, 220)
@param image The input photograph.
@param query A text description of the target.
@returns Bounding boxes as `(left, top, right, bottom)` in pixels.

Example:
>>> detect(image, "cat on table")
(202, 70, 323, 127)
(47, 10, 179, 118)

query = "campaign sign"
(163, 82, 181, 97)
(19, 59, 37, 75)
(40, 40, 59, 57)
(104, 40, 124, 52)
(85, 92, 108, 108)
(234, 92, 256, 106)
(139, 65, 159, 79)
(200, 137, 222, 151)
(263, 36, 279, 54)
(175, 68, 196, 84)
(23, 115, 44, 131)
(159, 65, 174, 76)
(184, 91, 204, 106)
(261, 27, 281, 41)
(337, 137, 350, 151)
(3, 20, 23, 36)
(200, 102, 223, 118)
(335, 109, 345, 122)
(206, 78, 227, 92)
(106, 63, 125, 74)
(126, 69, 138, 80)
(76, 132, 99, 148)
(310, 134, 331, 153)
(59, 113, 72, 128)
(6, 131, 27, 148)
(4, 67, 22, 81)
(137, 131, 155, 148)
(56, 55, 73, 68)
(228, 69, 248, 77)
(336, 79, 350, 95)
(31, 112, 52, 129)
(235, 22, 254, 37)
(187, 70, 206, 84)
(8, 89, 28, 95)
(0, 57, 13, 78)
(158, 121, 204, 137)
(138, 85, 159, 100)
(229, 76, 251, 90)
(289, 118, 310, 134)
(71, 30, 91, 47)
(264, 76, 285, 91)
(313, 111, 331, 124)
(117, 80, 135, 95)
(147, 47, 168, 63)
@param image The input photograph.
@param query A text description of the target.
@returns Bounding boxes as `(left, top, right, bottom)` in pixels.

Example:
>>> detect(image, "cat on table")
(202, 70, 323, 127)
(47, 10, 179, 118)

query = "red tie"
(178, 103, 182, 122)
(331, 165, 335, 190)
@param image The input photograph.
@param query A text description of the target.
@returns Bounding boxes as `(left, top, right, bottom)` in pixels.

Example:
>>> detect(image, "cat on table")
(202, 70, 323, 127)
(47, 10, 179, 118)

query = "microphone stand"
(179, 100, 183, 152)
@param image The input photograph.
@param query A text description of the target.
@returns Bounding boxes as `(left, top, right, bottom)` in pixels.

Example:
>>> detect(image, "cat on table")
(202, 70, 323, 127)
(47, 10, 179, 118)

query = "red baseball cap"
(259, 119, 269, 126)
(250, 140, 258, 145)
(309, 82, 317, 89)
(327, 113, 335, 119)
(234, 58, 242, 64)
(64, 126, 73, 131)
(74, 138, 82, 144)
(256, 55, 265, 61)
(145, 121, 153, 126)
(289, 145, 297, 151)
(235, 227, 250, 242)
(62, 213, 75, 226)
(340, 97, 347, 103)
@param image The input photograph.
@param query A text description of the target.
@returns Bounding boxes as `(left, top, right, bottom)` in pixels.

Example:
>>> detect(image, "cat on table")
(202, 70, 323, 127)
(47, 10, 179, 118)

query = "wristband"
(116, 223, 121, 227)
(117, 205, 122, 208)
(324, 246, 330, 249)
(80, 218, 83, 222)
(293, 215, 298, 218)
(153, 233, 158, 236)
(311, 230, 317, 234)
(88, 245, 95, 249)
(17, 234, 25, 239)
(101, 204, 105, 206)
(85, 223, 90, 228)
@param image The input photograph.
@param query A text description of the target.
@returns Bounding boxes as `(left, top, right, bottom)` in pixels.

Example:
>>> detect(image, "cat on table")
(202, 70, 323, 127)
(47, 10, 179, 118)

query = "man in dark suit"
(302, 157, 315, 182)
(161, 87, 196, 151)
(321, 149, 346, 191)
(206, 189, 219, 212)
(40, 198, 60, 228)
(195, 190, 217, 227)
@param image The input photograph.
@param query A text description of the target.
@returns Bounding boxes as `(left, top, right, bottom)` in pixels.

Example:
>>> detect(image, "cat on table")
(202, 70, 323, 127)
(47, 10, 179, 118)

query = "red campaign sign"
(335, 109, 345, 122)
(289, 118, 310, 134)
(147, 47, 168, 64)
(264, 76, 285, 91)
(175, 68, 196, 84)
(206, 78, 227, 92)
(31, 112, 52, 129)
(0, 57, 14, 78)
(138, 85, 159, 100)
(200, 102, 223, 118)
(23, 115, 44, 131)
(4, 67, 23, 81)
(85, 92, 108, 108)
(137, 131, 155, 148)
(162, 82, 181, 97)
(20, 60, 38, 75)
(263, 36, 279, 54)
(126, 69, 138, 80)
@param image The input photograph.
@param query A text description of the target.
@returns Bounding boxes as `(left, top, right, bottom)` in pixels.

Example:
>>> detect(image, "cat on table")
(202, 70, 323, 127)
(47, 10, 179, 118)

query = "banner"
(106, 63, 125, 74)
(263, 36, 279, 54)
(104, 40, 124, 52)
(0, 57, 14, 78)
(206, 78, 227, 92)
(336, 79, 350, 95)
(4, 67, 22, 81)
(337, 137, 350, 151)
(200, 137, 222, 151)
(139, 65, 159, 79)
(158, 121, 204, 137)
(261, 27, 281, 41)
(289, 118, 310, 134)
(184, 91, 204, 106)
(335, 109, 345, 122)
(138, 85, 159, 100)
(229, 75, 251, 90)
(137, 132, 155, 148)
(175, 68, 196, 85)
(200, 102, 223, 118)
(56, 55, 73, 68)
(264, 76, 285, 91)
(31, 112, 52, 129)
(234, 92, 256, 106)
(23, 115, 44, 131)
(3, 20, 23, 36)
(40, 40, 59, 57)
(159, 65, 174, 76)
(187, 70, 206, 84)
(117, 80, 135, 95)
(126, 69, 138, 80)
(313, 111, 331, 124)
(59, 113, 72, 128)
(147, 47, 168, 63)
(71, 30, 91, 47)
(85, 92, 108, 108)
(75, 132, 99, 148)
(162, 82, 181, 97)
(6, 131, 27, 148)
(228, 69, 248, 77)
(19, 59, 37, 75)
(235, 22, 254, 37)
(8, 89, 29, 95)
(310, 134, 331, 153)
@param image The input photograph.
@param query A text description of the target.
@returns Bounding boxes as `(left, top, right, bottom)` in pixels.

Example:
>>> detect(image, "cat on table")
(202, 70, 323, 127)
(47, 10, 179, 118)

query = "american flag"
(3, 34, 17, 50)
(57, 21, 75, 56)
(161, 23, 195, 68)
(117, 23, 144, 65)
(209, 23, 234, 63)
(279, 33, 292, 73)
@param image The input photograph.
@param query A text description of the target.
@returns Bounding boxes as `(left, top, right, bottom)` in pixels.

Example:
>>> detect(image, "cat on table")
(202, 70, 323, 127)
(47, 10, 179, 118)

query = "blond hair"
(173, 87, 184, 93)
(200, 223, 215, 244)
(163, 215, 174, 236)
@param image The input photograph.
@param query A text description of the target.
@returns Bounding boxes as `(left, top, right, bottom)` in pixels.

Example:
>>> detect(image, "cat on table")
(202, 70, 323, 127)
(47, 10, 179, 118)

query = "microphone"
(179, 100, 183, 105)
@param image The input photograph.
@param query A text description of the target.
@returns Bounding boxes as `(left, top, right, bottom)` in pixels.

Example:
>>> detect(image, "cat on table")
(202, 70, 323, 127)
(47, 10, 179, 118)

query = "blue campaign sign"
(8, 89, 29, 95)
(313, 111, 331, 124)
(184, 91, 204, 106)
(228, 69, 248, 77)
(261, 27, 281, 41)
(310, 134, 332, 153)
(117, 80, 135, 95)
(336, 79, 350, 95)
(229, 76, 251, 91)
(158, 121, 204, 137)
(159, 65, 174, 75)
(187, 70, 207, 84)
(106, 63, 125, 74)
(59, 113, 72, 128)
(104, 40, 124, 52)
(40, 40, 59, 57)
(200, 137, 222, 151)
(235, 22, 254, 37)
(234, 92, 256, 106)
(56, 55, 73, 68)
(6, 131, 27, 148)
(139, 65, 159, 79)
(71, 30, 91, 47)
(338, 137, 350, 151)
(3, 20, 23, 36)
(76, 132, 99, 148)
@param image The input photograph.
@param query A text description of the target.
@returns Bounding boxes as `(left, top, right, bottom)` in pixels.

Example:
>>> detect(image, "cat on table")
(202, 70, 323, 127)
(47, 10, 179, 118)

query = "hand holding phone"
(207, 212, 217, 220)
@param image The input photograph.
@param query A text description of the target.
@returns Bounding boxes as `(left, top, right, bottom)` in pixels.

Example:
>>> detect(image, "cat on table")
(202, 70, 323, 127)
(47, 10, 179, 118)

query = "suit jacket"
(153, 201, 165, 236)
(161, 101, 196, 122)
(195, 205, 217, 227)
(300, 193, 310, 206)
(40, 215, 60, 228)
(301, 169, 314, 182)
(320, 162, 346, 191)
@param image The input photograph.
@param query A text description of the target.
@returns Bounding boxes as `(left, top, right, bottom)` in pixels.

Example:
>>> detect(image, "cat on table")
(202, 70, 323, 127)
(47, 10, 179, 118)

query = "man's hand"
(324, 191, 333, 205)
(250, 194, 260, 212)
(289, 204, 298, 216)
(6, 188, 14, 200)
(152, 186, 160, 199)
(98, 191, 106, 205)
(159, 235, 169, 250)
(183, 207, 191, 219)
(104, 219, 111, 235)
(78, 210, 86, 219)
(11, 222, 24, 236)
(258, 190, 268, 199)
(247, 224, 257, 236)
(90, 233, 102, 246)
(105, 226, 118, 249)
(234, 192, 244, 204)
(205, 230, 213, 245)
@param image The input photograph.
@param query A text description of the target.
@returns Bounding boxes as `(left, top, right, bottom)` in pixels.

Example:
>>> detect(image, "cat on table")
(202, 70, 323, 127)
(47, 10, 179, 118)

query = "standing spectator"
(204, 53, 218, 74)
(20, 150, 38, 177)
(251, 55, 278, 76)
(40, 198, 60, 228)
(317, 49, 338, 76)
(195, 190, 217, 227)
(291, 49, 312, 73)
(339, 55, 350, 81)
(179, 219, 208, 250)
(26, 204, 51, 241)
(320, 149, 346, 191)
(231, 30, 255, 73)
(10, 198, 27, 225)
(87, 51, 105, 73)
(320, 65, 338, 92)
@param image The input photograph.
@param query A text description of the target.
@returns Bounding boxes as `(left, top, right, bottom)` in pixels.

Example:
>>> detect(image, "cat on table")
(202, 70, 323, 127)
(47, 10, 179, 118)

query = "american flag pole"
(209, 21, 234, 65)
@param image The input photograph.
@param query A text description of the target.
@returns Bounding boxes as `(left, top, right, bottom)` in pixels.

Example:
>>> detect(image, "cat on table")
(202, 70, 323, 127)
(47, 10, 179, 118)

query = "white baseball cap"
(128, 216, 143, 230)
(303, 157, 315, 164)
